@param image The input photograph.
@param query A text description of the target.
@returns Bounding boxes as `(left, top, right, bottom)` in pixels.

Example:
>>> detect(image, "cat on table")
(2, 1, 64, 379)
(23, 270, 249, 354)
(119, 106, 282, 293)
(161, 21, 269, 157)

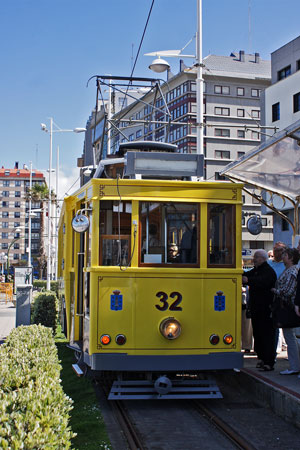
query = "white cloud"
(57, 167, 80, 201)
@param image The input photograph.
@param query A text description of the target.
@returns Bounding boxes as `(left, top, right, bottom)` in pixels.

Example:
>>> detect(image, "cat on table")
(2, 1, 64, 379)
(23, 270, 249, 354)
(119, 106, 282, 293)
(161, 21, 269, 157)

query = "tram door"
(76, 232, 85, 342)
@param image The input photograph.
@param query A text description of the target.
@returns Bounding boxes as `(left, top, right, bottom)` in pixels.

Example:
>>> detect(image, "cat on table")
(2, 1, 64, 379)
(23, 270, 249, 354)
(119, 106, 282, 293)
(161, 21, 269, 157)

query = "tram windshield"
(140, 201, 199, 265)
(99, 200, 132, 266)
(208, 204, 235, 267)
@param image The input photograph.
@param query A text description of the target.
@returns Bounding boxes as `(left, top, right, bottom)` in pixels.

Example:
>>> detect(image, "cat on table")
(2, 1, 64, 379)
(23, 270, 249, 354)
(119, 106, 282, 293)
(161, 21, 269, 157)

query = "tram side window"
(99, 200, 132, 266)
(140, 201, 199, 265)
(208, 204, 235, 266)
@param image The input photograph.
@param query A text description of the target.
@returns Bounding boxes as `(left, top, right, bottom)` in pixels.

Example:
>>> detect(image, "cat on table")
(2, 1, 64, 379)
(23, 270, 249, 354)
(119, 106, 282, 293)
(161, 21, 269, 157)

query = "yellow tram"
(58, 142, 243, 399)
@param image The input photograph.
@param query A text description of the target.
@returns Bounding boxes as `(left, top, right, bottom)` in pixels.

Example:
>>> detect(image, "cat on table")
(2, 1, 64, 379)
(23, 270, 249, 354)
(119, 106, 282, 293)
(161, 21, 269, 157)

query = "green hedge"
(32, 291, 58, 334)
(33, 280, 59, 296)
(0, 325, 75, 449)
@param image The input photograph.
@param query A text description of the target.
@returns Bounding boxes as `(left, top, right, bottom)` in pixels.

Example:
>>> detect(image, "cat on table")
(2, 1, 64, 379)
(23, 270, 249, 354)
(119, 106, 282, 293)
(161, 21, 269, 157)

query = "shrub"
(0, 325, 75, 449)
(32, 291, 58, 334)
(33, 280, 59, 296)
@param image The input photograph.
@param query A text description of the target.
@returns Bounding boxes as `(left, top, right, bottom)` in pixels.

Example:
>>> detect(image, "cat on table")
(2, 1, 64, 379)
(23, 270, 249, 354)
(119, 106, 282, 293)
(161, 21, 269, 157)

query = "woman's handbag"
(272, 296, 300, 328)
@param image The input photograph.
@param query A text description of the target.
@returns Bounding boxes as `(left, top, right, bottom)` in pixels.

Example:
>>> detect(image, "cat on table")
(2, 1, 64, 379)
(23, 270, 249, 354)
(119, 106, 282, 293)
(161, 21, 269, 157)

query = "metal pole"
(54, 145, 59, 280)
(107, 80, 112, 155)
(196, 0, 204, 176)
(28, 162, 32, 273)
(46, 118, 53, 290)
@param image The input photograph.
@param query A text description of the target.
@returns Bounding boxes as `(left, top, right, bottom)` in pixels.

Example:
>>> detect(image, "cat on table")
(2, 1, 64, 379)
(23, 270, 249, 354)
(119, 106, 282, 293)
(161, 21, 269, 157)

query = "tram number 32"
(155, 291, 183, 311)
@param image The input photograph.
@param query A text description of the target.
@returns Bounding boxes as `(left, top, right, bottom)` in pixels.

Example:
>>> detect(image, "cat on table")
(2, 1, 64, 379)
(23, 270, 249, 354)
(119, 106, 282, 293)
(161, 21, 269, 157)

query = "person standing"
(272, 248, 300, 375)
(268, 242, 287, 278)
(268, 242, 287, 354)
(242, 250, 277, 371)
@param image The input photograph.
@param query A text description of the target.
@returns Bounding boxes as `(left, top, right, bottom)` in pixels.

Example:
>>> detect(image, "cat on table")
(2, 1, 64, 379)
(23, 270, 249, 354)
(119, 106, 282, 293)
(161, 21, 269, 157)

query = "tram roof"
(219, 119, 300, 203)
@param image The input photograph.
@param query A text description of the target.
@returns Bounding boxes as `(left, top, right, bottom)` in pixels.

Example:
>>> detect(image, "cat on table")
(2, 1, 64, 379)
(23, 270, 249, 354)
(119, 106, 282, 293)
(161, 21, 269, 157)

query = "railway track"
(192, 400, 256, 450)
(95, 378, 257, 450)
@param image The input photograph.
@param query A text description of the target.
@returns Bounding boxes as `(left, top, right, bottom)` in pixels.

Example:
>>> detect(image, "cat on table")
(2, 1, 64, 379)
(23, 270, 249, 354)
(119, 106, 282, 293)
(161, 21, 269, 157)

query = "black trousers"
(251, 313, 276, 367)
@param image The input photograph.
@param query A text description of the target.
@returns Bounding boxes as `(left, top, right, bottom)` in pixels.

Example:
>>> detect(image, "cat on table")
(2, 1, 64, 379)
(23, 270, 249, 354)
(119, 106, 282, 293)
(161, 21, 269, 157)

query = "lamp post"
(145, 0, 204, 165)
(40, 118, 86, 290)
(6, 227, 24, 278)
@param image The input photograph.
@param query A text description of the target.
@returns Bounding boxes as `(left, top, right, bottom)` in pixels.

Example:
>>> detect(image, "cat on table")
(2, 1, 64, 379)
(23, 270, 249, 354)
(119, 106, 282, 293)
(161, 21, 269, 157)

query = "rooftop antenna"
(248, 0, 252, 54)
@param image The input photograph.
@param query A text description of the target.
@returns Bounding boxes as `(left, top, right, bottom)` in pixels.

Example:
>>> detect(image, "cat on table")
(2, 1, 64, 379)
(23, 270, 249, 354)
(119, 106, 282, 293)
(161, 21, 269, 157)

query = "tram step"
(108, 378, 223, 400)
(72, 364, 84, 377)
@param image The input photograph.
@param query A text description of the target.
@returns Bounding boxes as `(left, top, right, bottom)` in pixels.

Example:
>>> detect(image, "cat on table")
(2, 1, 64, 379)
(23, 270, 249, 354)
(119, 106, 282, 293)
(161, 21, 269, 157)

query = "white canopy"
(220, 119, 300, 204)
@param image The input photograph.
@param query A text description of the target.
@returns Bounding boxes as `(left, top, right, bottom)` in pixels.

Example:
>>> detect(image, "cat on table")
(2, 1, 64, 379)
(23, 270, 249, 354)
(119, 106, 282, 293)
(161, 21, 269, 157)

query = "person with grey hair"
(242, 249, 277, 371)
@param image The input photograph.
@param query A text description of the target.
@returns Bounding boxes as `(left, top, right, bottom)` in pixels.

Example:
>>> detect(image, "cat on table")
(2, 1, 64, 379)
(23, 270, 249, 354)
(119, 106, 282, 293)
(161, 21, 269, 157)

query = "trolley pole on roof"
(145, 0, 204, 176)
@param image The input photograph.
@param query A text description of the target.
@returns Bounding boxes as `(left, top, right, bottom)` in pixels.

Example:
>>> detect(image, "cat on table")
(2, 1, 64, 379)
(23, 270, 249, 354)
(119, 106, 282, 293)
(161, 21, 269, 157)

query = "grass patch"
(55, 329, 112, 450)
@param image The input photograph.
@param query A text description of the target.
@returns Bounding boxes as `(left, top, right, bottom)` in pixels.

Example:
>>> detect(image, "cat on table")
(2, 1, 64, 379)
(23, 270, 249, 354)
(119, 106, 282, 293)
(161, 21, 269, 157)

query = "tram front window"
(140, 202, 199, 266)
(208, 204, 235, 267)
(99, 200, 132, 266)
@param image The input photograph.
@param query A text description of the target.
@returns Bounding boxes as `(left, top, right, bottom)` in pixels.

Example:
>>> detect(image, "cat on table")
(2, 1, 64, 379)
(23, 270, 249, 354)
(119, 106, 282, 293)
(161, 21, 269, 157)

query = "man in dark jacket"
(242, 249, 277, 371)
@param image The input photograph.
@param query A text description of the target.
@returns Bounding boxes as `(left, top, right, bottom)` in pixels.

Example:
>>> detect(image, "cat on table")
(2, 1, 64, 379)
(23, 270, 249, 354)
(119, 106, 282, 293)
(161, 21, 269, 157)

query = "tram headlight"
(115, 334, 126, 345)
(159, 317, 181, 340)
(223, 334, 233, 345)
(100, 334, 111, 345)
(209, 334, 220, 345)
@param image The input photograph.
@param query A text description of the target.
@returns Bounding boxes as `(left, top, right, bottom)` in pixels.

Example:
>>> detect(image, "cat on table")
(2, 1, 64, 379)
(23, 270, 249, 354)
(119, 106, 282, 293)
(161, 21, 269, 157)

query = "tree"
(26, 183, 50, 279)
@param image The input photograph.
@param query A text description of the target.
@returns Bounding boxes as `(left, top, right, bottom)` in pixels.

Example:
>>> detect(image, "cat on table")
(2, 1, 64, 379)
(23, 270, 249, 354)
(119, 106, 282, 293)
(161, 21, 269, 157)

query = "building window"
(4, 170, 10, 176)
(14, 212, 20, 218)
(297, 60, 300, 71)
(2, 201, 8, 207)
(128, 134, 134, 141)
(214, 107, 230, 116)
(15, 202, 21, 208)
(14, 222, 20, 228)
(2, 222, 8, 228)
(3, 180, 10, 187)
(293, 92, 300, 113)
(272, 102, 280, 121)
(14, 243, 19, 249)
(238, 151, 245, 158)
(15, 180, 21, 186)
(251, 131, 259, 140)
(2, 191, 9, 197)
(215, 150, 230, 159)
(2, 243, 8, 249)
(215, 128, 230, 137)
(277, 65, 291, 81)
(251, 89, 260, 97)
(250, 241, 264, 249)
(237, 130, 245, 138)
(237, 108, 245, 117)
(261, 218, 268, 226)
(2, 212, 8, 218)
(251, 110, 260, 118)
(2, 233, 8, 239)
(136, 130, 142, 138)
(13, 254, 19, 260)
(242, 195, 245, 203)
(214, 85, 230, 95)
(15, 191, 21, 197)
(237, 87, 244, 96)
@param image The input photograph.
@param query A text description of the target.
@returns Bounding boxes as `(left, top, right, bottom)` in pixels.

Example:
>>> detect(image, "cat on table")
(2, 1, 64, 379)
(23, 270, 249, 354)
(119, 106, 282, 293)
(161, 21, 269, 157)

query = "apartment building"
(0, 163, 46, 274)
(82, 50, 273, 253)
(260, 35, 300, 246)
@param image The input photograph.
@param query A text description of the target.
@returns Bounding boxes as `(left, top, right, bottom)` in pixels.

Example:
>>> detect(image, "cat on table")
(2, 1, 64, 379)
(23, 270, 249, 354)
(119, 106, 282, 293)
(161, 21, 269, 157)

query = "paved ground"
(0, 300, 16, 342)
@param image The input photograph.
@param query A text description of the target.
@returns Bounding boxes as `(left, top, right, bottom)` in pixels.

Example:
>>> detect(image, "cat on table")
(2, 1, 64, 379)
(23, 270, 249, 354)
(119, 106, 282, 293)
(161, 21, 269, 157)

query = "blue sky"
(1, 0, 300, 195)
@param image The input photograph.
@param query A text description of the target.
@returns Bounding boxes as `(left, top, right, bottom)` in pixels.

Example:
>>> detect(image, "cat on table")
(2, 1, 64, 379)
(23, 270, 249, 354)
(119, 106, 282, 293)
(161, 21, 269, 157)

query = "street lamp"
(145, 0, 204, 164)
(40, 118, 86, 290)
(6, 226, 25, 278)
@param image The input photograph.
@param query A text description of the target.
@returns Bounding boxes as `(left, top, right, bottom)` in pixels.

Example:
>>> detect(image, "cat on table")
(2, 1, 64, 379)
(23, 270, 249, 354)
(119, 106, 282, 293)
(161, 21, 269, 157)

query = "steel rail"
(97, 380, 146, 450)
(193, 400, 257, 450)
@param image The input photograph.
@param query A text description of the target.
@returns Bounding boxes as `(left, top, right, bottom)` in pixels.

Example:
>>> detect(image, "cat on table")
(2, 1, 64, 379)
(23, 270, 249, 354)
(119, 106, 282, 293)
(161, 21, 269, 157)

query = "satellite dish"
(72, 212, 90, 233)
(247, 215, 262, 235)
